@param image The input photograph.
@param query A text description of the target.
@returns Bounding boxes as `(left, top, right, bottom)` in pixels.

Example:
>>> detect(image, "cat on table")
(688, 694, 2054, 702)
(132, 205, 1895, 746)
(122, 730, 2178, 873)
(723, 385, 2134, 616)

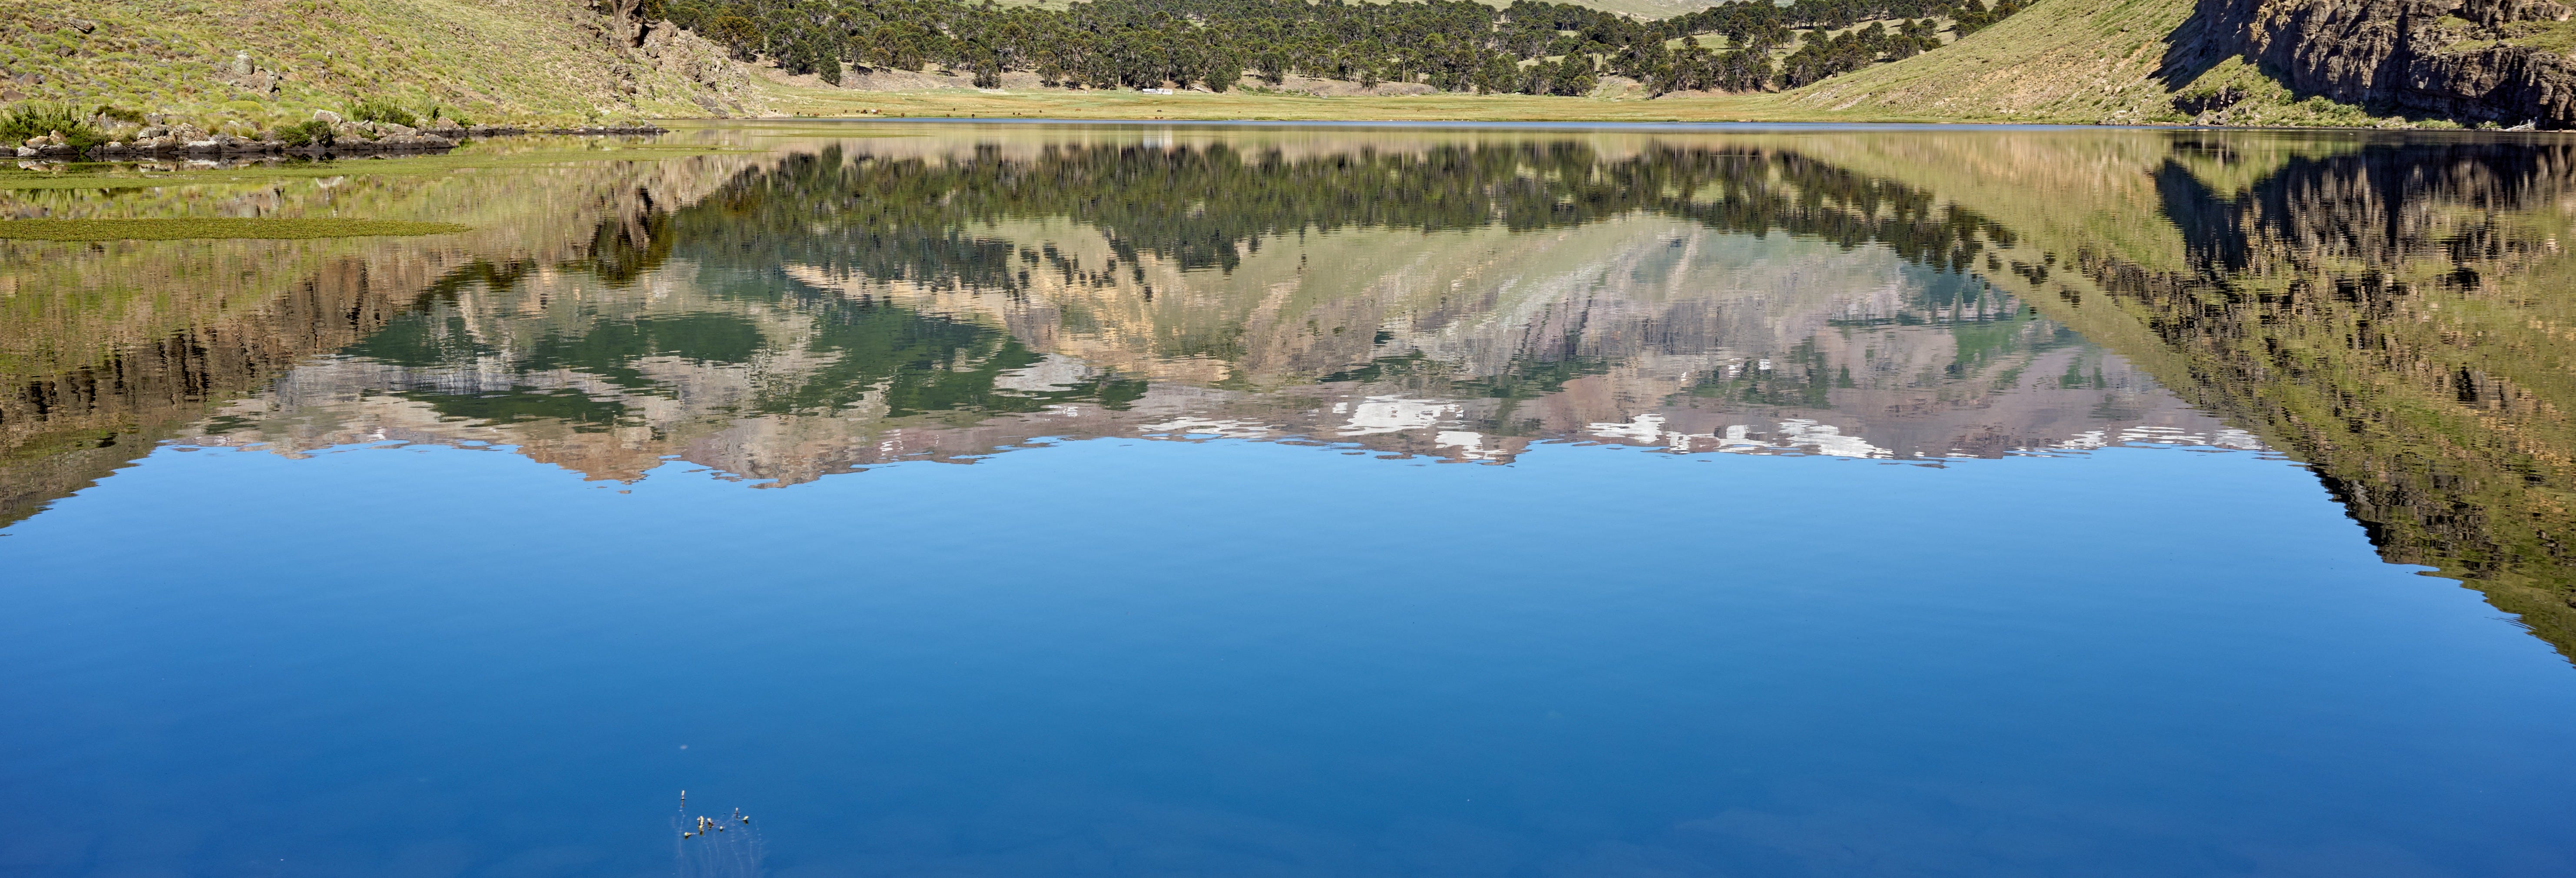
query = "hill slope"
(1761, 0, 2389, 126)
(0, 0, 763, 127)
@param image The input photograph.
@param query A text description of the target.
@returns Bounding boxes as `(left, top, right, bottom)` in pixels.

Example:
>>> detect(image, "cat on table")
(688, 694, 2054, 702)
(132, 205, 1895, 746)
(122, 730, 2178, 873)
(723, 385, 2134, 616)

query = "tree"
(707, 15, 761, 62)
(1548, 54, 1596, 96)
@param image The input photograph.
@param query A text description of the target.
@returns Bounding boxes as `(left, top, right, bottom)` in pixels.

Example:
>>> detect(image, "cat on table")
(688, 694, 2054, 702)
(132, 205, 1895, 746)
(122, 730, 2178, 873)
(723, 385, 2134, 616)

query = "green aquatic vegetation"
(0, 218, 470, 241)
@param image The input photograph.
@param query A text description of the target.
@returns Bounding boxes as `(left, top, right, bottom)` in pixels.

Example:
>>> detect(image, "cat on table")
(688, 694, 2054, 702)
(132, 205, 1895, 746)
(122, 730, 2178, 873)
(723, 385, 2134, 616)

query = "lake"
(5, 122, 2576, 877)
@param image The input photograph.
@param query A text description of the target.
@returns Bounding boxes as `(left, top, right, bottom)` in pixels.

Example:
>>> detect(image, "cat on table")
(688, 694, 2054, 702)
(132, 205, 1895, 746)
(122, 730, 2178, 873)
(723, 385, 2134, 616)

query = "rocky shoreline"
(12, 113, 671, 161)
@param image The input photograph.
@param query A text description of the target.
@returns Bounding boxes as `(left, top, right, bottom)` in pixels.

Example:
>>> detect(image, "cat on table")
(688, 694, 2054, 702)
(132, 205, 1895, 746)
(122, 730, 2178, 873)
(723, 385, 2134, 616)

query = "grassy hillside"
(1753, 0, 2401, 126)
(762, 0, 2416, 127)
(0, 0, 763, 129)
(985, 0, 1738, 21)
(0, 0, 2424, 136)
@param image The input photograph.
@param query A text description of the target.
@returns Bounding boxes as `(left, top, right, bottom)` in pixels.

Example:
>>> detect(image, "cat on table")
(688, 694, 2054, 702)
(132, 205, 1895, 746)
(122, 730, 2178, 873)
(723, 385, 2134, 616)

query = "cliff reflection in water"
(13, 125, 2576, 658)
(131, 139, 2233, 485)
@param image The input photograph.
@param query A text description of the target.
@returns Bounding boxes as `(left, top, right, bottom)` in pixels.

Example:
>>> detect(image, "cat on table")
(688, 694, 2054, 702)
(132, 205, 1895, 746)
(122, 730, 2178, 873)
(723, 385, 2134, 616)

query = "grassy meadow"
(0, 0, 758, 130)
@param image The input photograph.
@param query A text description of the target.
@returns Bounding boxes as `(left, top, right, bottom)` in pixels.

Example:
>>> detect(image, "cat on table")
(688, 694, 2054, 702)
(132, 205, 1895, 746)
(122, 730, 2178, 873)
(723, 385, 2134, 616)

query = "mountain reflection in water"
(4, 124, 2573, 659)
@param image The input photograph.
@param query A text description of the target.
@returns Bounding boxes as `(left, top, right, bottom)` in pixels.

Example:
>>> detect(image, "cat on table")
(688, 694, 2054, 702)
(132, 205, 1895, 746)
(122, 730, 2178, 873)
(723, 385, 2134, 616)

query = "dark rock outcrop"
(2167, 0, 2576, 127)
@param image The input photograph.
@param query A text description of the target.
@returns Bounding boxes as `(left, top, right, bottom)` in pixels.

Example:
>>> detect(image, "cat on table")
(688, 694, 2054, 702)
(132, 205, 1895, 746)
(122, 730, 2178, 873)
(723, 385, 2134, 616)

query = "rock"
(13, 147, 31, 158)
(377, 122, 417, 137)
(71, 19, 96, 34)
(213, 51, 281, 94)
(311, 109, 342, 124)
(136, 125, 167, 139)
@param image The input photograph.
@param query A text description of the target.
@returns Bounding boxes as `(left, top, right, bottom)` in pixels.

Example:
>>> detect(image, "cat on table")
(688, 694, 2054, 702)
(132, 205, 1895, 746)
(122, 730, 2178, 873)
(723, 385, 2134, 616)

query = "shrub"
(274, 119, 335, 147)
(346, 97, 418, 128)
(0, 103, 103, 149)
(95, 105, 146, 123)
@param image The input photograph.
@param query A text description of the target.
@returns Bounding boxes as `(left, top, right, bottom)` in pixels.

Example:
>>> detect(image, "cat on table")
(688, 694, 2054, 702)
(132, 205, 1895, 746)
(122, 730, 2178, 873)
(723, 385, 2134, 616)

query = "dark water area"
(5, 123, 2576, 876)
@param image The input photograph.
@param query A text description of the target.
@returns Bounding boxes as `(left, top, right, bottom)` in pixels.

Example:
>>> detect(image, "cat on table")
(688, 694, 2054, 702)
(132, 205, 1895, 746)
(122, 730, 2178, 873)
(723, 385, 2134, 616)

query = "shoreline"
(16, 125, 673, 163)
(689, 116, 2574, 138)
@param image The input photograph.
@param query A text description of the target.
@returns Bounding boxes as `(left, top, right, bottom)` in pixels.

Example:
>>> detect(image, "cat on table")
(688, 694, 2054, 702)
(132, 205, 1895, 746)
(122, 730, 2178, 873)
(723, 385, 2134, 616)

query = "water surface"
(5, 123, 2575, 877)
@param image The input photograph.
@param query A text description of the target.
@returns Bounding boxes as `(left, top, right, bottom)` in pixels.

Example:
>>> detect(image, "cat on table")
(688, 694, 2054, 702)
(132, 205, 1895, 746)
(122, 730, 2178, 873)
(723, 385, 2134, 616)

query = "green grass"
(0, 217, 470, 240)
(0, 140, 744, 191)
(1724, 0, 2421, 126)
(4, 0, 2421, 144)
(2499, 18, 2576, 55)
(768, 0, 2410, 127)
(0, 0, 757, 129)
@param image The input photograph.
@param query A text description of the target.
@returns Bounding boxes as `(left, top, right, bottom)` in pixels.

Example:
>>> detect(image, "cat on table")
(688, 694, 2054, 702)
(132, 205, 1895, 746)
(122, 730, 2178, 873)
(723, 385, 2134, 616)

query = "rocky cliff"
(2170, 0, 2576, 126)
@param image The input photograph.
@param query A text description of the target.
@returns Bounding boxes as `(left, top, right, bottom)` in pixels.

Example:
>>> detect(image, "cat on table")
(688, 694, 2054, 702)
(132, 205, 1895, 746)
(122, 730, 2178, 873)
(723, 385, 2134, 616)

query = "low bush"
(0, 103, 104, 149)
(274, 119, 336, 147)
(346, 97, 418, 128)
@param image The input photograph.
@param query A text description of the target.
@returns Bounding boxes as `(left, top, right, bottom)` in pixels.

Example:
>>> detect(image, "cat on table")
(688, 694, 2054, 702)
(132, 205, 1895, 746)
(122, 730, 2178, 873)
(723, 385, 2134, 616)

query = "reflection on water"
(11, 123, 2576, 875)
(5, 133, 2249, 497)
(16, 126, 2576, 655)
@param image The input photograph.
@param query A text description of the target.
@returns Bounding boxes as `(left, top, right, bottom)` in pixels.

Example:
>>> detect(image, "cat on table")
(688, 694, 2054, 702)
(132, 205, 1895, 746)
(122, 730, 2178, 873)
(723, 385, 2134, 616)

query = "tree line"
(638, 0, 2027, 96)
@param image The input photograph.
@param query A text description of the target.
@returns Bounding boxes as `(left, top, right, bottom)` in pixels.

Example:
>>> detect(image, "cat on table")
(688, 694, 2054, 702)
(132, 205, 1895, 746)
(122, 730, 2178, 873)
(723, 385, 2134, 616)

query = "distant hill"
(993, 0, 1745, 19)
(0, 0, 763, 127)
(1498, 0, 1735, 19)
(1754, 0, 2368, 125)
(1770, 0, 2576, 127)
(7, 0, 2572, 134)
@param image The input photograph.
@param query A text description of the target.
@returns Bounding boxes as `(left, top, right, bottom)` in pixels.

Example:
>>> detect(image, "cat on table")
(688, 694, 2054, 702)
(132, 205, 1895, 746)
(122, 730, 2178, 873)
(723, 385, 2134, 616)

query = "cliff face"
(2173, 0, 2576, 126)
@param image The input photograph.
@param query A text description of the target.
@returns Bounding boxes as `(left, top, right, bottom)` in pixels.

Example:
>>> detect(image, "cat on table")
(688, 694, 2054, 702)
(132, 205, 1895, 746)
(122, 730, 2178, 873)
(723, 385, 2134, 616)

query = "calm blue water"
(8, 124, 2576, 876)
(5, 438, 2572, 876)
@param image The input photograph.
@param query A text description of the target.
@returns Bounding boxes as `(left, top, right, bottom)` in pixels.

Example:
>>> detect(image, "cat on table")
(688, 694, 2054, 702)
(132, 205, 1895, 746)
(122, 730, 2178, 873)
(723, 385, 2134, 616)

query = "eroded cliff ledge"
(2171, 0, 2576, 126)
